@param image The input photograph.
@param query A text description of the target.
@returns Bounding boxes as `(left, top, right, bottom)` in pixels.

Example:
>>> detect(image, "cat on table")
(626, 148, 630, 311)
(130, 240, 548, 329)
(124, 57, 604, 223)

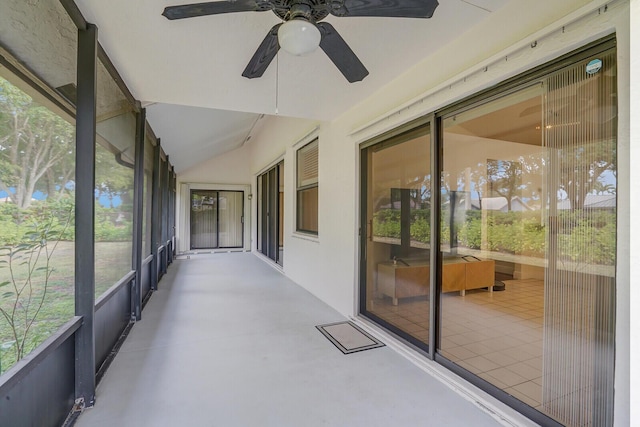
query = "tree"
(487, 159, 523, 211)
(554, 139, 616, 209)
(592, 180, 615, 195)
(462, 162, 488, 210)
(95, 144, 134, 209)
(546, 69, 617, 210)
(0, 77, 75, 209)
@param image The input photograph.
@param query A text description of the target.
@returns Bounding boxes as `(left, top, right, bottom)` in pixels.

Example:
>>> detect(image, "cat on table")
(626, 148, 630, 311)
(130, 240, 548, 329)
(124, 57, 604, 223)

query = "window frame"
(295, 138, 319, 235)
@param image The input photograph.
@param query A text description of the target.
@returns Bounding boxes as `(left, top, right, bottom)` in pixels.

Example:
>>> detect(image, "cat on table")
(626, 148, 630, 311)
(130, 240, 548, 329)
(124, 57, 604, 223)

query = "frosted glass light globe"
(278, 19, 321, 56)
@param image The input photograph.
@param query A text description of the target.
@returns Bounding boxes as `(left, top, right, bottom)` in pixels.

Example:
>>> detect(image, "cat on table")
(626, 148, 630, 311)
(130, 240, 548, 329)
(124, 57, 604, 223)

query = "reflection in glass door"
(360, 123, 431, 347)
(190, 190, 243, 249)
(438, 47, 616, 426)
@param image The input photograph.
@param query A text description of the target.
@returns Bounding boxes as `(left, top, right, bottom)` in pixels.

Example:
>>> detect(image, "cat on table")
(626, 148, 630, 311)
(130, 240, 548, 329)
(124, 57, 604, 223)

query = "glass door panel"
(257, 161, 284, 265)
(191, 190, 243, 249)
(191, 190, 218, 249)
(259, 173, 268, 255)
(542, 50, 616, 427)
(277, 161, 284, 266)
(438, 47, 616, 426)
(218, 191, 244, 248)
(361, 124, 431, 347)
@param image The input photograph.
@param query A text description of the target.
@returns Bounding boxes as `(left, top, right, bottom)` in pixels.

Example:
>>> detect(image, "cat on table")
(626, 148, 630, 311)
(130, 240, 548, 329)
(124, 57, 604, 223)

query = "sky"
(0, 189, 121, 207)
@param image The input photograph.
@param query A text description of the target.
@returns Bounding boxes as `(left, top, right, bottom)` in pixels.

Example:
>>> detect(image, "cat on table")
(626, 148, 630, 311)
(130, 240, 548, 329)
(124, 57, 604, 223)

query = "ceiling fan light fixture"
(277, 19, 321, 56)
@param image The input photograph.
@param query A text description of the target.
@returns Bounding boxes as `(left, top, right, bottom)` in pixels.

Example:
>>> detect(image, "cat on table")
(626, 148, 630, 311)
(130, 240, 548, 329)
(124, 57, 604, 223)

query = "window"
(94, 58, 136, 298)
(296, 139, 318, 234)
(0, 73, 76, 374)
(142, 130, 154, 257)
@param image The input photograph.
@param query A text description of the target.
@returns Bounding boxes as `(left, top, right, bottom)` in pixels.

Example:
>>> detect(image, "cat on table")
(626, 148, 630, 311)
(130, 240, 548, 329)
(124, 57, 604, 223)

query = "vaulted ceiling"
(73, 0, 509, 172)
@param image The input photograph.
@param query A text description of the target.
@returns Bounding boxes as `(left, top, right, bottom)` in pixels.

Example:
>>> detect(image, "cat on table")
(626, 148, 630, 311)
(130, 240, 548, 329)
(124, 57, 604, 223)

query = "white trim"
(291, 126, 320, 150)
(291, 232, 319, 243)
(353, 139, 362, 318)
(629, 1, 639, 425)
(295, 138, 319, 236)
(255, 154, 285, 177)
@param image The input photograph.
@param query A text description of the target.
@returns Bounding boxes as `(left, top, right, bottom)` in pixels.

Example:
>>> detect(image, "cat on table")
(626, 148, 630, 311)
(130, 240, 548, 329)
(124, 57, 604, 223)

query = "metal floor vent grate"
(316, 321, 385, 354)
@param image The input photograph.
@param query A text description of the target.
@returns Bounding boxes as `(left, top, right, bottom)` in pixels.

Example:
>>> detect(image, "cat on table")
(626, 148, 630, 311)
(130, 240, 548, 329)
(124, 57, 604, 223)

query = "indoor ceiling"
(73, 0, 509, 172)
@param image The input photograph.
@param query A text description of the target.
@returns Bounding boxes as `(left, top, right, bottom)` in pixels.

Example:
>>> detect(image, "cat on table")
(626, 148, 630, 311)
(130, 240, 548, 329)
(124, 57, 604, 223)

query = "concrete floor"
(77, 253, 503, 427)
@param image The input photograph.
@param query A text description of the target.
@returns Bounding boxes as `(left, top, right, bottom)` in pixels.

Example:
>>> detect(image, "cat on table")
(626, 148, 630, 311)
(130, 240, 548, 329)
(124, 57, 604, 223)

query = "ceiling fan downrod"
(286, 1, 315, 22)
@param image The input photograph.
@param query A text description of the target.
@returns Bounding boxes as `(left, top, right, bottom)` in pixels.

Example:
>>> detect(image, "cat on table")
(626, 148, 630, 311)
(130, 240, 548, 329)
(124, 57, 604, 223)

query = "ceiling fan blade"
(162, 0, 269, 20)
(318, 23, 368, 83)
(242, 24, 281, 79)
(330, 0, 438, 18)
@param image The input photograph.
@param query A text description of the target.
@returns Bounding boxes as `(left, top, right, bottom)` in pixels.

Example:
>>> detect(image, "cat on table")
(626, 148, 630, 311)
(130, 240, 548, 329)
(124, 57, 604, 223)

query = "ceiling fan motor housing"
(272, 0, 331, 22)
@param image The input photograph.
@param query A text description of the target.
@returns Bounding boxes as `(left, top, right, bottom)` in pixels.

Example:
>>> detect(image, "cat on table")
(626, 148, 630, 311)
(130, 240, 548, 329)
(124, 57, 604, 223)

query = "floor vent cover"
(316, 321, 385, 354)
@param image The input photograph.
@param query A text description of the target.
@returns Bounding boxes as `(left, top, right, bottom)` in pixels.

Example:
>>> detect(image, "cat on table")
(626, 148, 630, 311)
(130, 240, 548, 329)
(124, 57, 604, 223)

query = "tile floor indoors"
(76, 252, 508, 427)
(371, 278, 545, 410)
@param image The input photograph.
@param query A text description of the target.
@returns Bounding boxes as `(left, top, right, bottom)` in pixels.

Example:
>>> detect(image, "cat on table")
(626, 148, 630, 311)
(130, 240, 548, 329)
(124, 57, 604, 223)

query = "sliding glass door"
(258, 161, 284, 265)
(359, 39, 617, 427)
(360, 122, 432, 348)
(190, 190, 243, 249)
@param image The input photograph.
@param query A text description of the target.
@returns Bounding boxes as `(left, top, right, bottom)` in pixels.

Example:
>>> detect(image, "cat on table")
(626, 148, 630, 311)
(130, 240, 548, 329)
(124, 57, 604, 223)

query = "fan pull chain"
(275, 51, 279, 115)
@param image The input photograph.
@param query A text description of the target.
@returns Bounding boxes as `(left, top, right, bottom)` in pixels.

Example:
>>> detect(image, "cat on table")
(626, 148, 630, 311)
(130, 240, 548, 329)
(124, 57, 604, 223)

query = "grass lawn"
(0, 241, 132, 374)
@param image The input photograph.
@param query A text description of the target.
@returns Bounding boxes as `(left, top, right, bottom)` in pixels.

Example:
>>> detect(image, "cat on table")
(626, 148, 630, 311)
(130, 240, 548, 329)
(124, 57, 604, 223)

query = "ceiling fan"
(162, 0, 439, 83)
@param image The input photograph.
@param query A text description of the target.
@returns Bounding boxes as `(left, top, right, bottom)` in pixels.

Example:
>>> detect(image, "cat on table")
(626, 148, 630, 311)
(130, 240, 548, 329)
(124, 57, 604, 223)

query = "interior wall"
(175, 1, 632, 424)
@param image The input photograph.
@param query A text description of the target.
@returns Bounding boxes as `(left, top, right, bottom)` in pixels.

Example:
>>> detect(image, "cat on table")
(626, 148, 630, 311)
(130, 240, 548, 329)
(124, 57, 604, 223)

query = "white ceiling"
(145, 104, 262, 172)
(73, 0, 508, 172)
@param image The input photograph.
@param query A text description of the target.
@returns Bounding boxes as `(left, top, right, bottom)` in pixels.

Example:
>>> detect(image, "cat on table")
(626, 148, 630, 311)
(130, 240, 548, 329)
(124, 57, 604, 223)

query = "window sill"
(292, 232, 320, 243)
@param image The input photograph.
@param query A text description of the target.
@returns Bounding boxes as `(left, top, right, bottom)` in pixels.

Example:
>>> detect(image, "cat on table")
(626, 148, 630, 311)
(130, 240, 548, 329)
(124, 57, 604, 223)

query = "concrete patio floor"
(76, 252, 508, 427)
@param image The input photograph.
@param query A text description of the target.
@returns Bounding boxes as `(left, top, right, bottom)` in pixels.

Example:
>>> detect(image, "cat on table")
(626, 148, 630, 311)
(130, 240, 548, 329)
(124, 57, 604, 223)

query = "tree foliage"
(554, 139, 616, 209)
(487, 159, 523, 211)
(0, 77, 75, 208)
(95, 143, 134, 210)
(0, 202, 73, 371)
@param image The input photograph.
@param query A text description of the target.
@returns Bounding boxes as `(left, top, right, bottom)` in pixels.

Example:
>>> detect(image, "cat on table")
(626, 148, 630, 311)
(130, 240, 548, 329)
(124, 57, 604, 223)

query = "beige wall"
(178, 143, 253, 184)
(176, 1, 633, 424)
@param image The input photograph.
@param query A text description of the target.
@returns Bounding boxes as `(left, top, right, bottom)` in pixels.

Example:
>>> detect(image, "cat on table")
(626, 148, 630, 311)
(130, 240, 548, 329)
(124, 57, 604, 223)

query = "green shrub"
(410, 217, 430, 242)
(458, 219, 482, 249)
(0, 198, 75, 245)
(373, 209, 432, 243)
(370, 207, 615, 265)
(0, 220, 23, 245)
(95, 219, 132, 241)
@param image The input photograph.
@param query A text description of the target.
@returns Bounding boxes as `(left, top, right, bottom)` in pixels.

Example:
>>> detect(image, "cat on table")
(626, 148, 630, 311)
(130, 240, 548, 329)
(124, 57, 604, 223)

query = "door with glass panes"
(257, 161, 284, 265)
(190, 190, 243, 249)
